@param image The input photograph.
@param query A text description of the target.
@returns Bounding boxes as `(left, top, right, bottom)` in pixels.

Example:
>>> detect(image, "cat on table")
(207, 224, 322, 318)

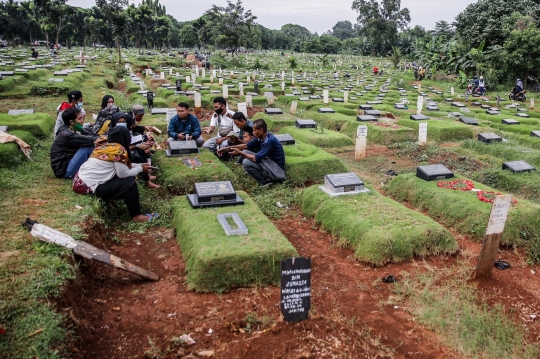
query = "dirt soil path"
(59, 215, 460, 359)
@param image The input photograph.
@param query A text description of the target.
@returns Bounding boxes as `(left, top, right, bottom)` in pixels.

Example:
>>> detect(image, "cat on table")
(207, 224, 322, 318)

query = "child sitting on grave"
(73, 126, 158, 223)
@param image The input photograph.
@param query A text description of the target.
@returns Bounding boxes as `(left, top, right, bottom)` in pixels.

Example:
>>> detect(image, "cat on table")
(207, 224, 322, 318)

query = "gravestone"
(280, 257, 311, 322)
(410, 114, 429, 121)
(480, 105, 491, 109)
(502, 161, 535, 173)
(319, 172, 370, 197)
(265, 108, 283, 115)
(150, 107, 169, 115)
(217, 213, 248, 236)
(53, 71, 68, 76)
(367, 101, 383, 105)
(478, 132, 502, 143)
(48, 78, 64, 82)
(187, 181, 244, 208)
(309, 95, 320, 99)
(0, 71, 14, 76)
(359, 104, 373, 110)
(365, 110, 381, 117)
(486, 110, 500, 115)
(298, 97, 310, 101)
(275, 134, 295, 145)
(451, 102, 466, 108)
(167, 140, 199, 156)
(426, 104, 439, 111)
(296, 119, 317, 129)
(8, 109, 34, 116)
(0, 126, 8, 132)
(394, 104, 406, 110)
(445, 98, 454, 102)
(460, 116, 478, 125)
(416, 164, 454, 181)
(332, 98, 344, 102)
(318, 108, 335, 113)
(516, 113, 530, 118)
(502, 119, 520, 125)
(357, 115, 377, 121)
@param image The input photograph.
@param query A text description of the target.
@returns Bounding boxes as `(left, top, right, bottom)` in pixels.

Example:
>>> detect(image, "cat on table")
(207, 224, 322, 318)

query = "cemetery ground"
(1, 50, 540, 358)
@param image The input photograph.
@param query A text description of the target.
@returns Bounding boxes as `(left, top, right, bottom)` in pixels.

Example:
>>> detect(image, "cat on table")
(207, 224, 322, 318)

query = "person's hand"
(203, 127, 211, 134)
(138, 143, 150, 151)
(141, 163, 152, 173)
(177, 133, 186, 140)
(229, 148, 241, 155)
(217, 147, 228, 156)
(94, 136, 107, 146)
(216, 137, 226, 145)
(187, 135, 193, 141)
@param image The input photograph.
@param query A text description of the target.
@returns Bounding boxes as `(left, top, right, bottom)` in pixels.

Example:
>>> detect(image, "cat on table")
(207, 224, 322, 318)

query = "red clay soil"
(58, 214, 464, 359)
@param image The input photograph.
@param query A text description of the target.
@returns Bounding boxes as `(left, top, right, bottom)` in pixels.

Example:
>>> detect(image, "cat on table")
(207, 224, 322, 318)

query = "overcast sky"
(67, 0, 475, 34)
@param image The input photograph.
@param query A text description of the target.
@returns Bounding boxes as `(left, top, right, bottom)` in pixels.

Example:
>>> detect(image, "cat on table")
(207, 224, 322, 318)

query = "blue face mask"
(76, 102, 84, 109)
(116, 123, 127, 128)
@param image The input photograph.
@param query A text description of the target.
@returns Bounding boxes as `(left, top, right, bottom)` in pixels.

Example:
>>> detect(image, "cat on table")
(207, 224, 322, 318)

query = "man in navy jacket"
(167, 102, 203, 147)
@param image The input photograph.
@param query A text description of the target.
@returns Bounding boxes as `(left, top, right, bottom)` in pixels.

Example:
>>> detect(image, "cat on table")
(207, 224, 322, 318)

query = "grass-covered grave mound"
(386, 174, 540, 248)
(297, 185, 457, 265)
(153, 149, 237, 194)
(340, 121, 416, 145)
(0, 130, 35, 167)
(251, 112, 300, 132)
(0, 113, 55, 139)
(397, 118, 474, 142)
(173, 191, 298, 292)
(279, 126, 354, 148)
(283, 141, 348, 186)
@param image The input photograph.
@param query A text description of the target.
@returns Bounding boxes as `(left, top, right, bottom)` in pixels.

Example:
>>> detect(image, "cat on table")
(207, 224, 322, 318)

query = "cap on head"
(226, 131, 239, 138)
(131, 104, 145, 115)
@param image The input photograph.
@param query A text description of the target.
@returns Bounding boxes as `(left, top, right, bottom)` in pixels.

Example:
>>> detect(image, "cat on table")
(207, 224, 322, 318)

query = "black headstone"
(357, 115, 377, 121)
(394, 104, 406, 110)
(416, 164, 454, 181)
(365, 110, 381, 117)
(175, 79, 182, 91)
(296, 119, 317, 129)
(167, 140, 199, 156)
(502, 119, 520, 125)
(426, 105, 439, 111)
(332, 98, 344, 102)
(410, 114, 430, 121)
(265, 108, 283, 115)
(502, 161, 536, 173)
(187, 181, 244, 208)
(324, 172, 365, 193)
(460, 116, 478, 125)
(318, 108, 335, 113)
(478, 132, 502, 143)
(275, 134, 295, 145)
(359, 104, 373, 110)
(280, 257, 311, 322)
(516, 113, 530, 118)
(486, 110, 500, 115)
(531, 130, 540, 138)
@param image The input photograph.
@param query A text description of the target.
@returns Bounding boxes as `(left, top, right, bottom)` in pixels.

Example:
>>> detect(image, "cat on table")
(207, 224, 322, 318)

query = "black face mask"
(215, 106, 224, 115)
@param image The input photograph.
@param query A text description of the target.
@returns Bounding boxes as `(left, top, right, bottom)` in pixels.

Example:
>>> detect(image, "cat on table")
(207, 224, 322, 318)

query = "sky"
(67, 0, 475, 34)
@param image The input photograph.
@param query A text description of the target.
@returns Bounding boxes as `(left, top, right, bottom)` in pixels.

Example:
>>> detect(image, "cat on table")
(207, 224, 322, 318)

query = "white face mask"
(116, 123, 127, 128)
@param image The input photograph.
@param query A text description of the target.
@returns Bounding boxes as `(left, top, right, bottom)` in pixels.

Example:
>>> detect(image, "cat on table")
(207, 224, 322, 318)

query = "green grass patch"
(172, 192, 298, 292)
(251, 112, 299, 132)
(385, 174, 540, 250)
(392, 256, 539, 359)
(397, 118, 474, 141)
(471, 168, 540, 204)
(284, 142, 347, 186)
(279, 126, 354, 148)
(153, 149, 237, 194)
(0, 75, 26, 92)
(340, 121, 416, 145)
(0, 113, 55, 139)
(297, 185, 457, 265)
(0, 130, 35, 168)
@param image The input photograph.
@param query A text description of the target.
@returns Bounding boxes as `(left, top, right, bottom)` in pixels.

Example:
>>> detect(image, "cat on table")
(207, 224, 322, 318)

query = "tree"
(34, 0, 68, 46)
(433, 20, 454, 40)
(281, 24, 312, 51)
(331, 21, 356, 40)
(125, 3, 154, 53)
(96, 0, 129, 64)
(178, 24, 198, 48)
(154, 15, 172, 49)
(503, 15, 540, 86)
(202, 0, 257, 55)
(351, 0, 410, 56)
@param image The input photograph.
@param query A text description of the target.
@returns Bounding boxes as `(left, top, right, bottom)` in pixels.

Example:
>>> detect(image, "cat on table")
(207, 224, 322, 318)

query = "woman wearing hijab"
(93, 95, 121, 135)
(110, 112, 160, 189)
(73, 126, 158, 222)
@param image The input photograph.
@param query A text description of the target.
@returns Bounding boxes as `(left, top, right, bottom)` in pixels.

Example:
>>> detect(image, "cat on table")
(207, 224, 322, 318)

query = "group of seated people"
(50, 94, 286, 221)
(167, 97, 286, 188)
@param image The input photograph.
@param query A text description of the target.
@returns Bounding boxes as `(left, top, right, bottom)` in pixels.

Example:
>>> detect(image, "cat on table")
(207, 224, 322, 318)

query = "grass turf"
(279, 126, 354, 148)
(385, 174, 540, 252)
(172, 191, 298, 292)
(153, 149, 237, 195)
(297, 185, 457, 265)
(397, 118, 474, 141)
(0, 113, 55, 139)
(0, 130, 35, 168)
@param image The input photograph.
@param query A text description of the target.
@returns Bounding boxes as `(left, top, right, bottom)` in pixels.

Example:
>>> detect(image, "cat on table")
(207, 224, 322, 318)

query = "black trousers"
(94, 177, 142, 218)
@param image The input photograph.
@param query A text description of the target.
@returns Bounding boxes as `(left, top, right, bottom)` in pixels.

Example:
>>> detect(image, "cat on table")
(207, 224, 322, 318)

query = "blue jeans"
(64, 146, 93, 179)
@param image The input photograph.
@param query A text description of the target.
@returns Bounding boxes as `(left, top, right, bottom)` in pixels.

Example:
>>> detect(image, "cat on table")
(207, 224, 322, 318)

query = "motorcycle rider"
(478, 76, 486, 96)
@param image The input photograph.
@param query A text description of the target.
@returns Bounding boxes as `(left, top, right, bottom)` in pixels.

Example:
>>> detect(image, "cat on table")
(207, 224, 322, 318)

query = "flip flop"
(145, 213, 159, 222)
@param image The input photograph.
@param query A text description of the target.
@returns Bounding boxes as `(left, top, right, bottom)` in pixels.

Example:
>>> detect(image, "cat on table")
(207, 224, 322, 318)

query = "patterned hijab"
(90, 127, 132, 168)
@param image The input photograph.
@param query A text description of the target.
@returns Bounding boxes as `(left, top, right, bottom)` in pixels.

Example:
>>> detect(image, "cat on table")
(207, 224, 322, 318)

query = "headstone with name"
(410, 114, 430, 121)
(265, 108, 282, 115)
(478, 132, 502, 143)
(280, 257, 311, 322)
(274, 134, 295, 145)
(355, 125, 368, 160)
(295, 119, 316, 129)
(167, 140, 199, 156)
(418, 122, 428, 146)
(502, 160, 536, 173)
(365, 110, 381, 118)
(318, 108, 335, 113)
(357, 115, 377, 121)
(416, 164, 454, 181)
(359, 104, 373, 110)
(319, 172, 370, 196)
(187, 181, 244, 208)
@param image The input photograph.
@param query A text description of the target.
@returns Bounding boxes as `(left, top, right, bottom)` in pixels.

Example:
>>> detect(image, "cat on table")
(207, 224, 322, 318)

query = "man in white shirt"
(202, 97, 238, 153)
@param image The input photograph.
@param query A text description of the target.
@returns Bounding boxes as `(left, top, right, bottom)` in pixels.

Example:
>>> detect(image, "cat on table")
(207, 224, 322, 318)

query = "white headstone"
(194, 92, 202, 108)
(191, 73, 196, 83)
(344, 91, 348, 103)
(195, 66, 199, 77)
(238, 102, 248, 118)
(355, 125, 368, 160)
(290, 101, 298, 115)
(223, 84, 228, 98)
(451, 87, 455, 96)
(219, 77, 223, 85)
(246, 95, 253, 109)
(323, 90, 329, 105)
(160, 72, 165, 80)
(239, 82, 244, 96)
(417, 96, 424, 116)
(186, 76, 190, 83)
(418, 122, 428, 145)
